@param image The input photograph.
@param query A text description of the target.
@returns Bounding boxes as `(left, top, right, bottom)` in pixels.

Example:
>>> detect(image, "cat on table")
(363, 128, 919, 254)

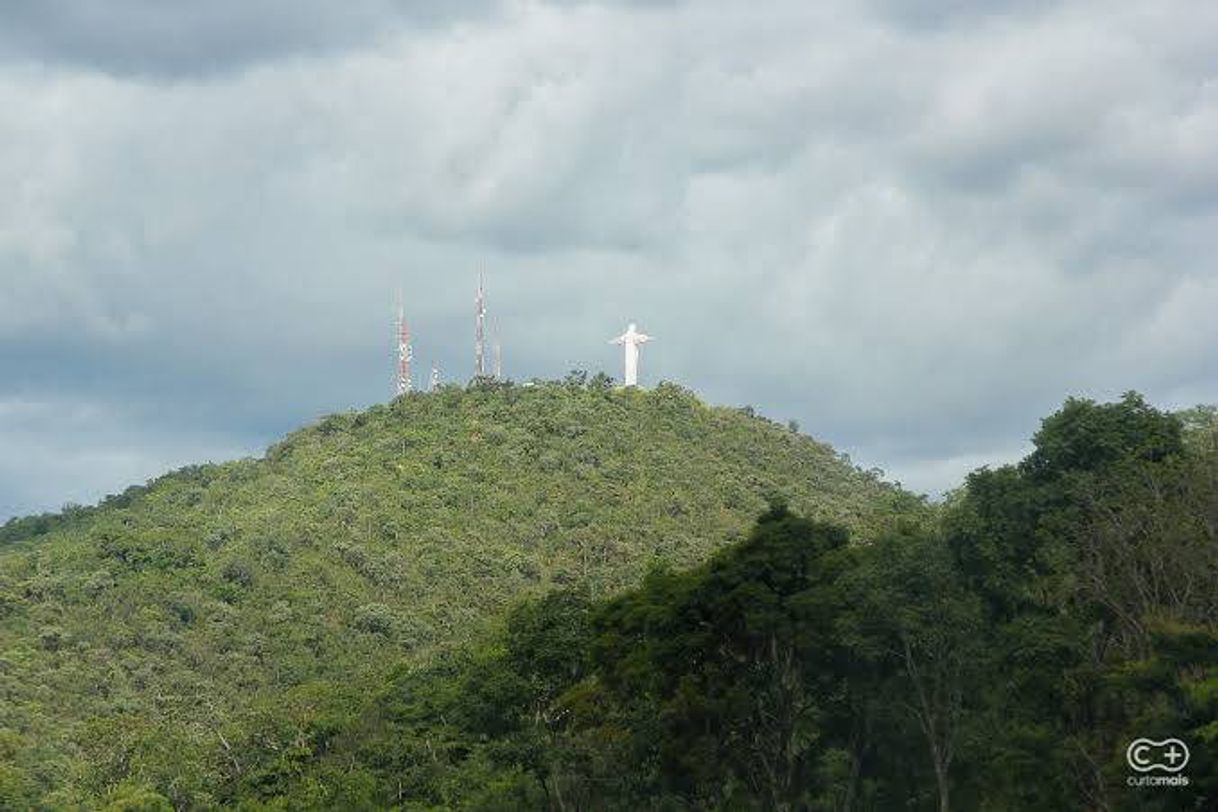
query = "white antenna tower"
(429, 361, 440, 392)
(396, 296, 413, 397)
(494, 341, 502, 380)
(474, 273, 487, 377)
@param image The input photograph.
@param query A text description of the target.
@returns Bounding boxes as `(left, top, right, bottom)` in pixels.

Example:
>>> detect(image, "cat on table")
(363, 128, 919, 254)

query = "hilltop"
(0, 379, 921, 807)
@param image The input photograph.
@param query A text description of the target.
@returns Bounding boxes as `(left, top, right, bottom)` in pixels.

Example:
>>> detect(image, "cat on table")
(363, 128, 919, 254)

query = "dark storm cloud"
(2, 0, 1218, 518)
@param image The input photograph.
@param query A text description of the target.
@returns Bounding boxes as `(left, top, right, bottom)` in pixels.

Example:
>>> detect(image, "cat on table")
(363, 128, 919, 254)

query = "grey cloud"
(3, 0, 1218, 518)
(0, 0, 500, 78)
(0, 395, 255, 518)
(863, 0, 1061, 30)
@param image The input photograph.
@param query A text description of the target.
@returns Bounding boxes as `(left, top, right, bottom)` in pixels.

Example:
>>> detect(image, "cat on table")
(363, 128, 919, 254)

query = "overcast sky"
(2, 0, 1216, 519)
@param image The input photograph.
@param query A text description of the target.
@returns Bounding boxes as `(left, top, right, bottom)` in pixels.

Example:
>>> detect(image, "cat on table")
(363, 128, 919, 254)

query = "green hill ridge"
(0, 380, 921, 807)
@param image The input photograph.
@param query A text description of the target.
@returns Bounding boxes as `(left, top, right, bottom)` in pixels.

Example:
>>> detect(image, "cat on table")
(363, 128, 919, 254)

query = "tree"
(1021, 391, 1183, 482)
(840, 529, 982, 812)
(942, 392, 1216, 809)
(580, 502, 853, 809)
(101, 783, 174, 812)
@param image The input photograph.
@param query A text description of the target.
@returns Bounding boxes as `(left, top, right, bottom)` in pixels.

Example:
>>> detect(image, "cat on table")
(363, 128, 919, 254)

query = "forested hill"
(0, 379, 920, 807)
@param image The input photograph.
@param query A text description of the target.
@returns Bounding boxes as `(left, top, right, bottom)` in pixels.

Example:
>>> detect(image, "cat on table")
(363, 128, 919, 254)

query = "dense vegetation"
(0, 378, 918, 809)
(2, 384, 1214, 809)
(254, 394, 1218, 811)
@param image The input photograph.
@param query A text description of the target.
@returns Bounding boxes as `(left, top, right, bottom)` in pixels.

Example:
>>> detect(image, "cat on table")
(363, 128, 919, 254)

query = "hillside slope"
(0, 380, 920, 807)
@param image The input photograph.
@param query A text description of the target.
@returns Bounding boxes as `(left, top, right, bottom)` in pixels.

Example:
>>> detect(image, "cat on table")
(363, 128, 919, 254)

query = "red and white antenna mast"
(396, 301, 413, 397)
(474, 273, 487, 377)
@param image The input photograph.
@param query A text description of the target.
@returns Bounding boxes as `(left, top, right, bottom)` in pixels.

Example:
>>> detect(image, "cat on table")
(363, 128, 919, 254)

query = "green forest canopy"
(0, 382, 1215, 810)
(0, 379, 916, 808)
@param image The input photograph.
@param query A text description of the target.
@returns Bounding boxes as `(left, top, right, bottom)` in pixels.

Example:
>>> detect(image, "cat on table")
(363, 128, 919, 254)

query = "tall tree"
(840, 529, 982, 812)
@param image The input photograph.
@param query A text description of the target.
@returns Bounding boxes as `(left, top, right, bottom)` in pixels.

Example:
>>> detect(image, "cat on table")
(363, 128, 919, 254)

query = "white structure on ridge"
(474, 274, 487, 377)
(429, 361, 440, 392)
(396, 304, 413, 396)
(610, 323, 652, 387)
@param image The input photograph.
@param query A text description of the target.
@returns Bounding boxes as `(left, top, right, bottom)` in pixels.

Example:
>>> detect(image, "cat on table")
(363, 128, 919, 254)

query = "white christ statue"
(610, 323, 653, 387)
